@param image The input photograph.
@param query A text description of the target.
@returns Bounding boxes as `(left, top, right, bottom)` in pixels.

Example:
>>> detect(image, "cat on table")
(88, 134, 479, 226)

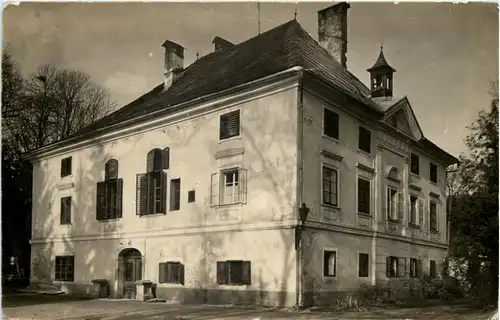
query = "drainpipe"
(296, 69, 305, 309)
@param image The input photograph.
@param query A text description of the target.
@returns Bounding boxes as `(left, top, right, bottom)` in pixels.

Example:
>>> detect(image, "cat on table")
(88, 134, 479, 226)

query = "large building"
(26, 3, 458, 307)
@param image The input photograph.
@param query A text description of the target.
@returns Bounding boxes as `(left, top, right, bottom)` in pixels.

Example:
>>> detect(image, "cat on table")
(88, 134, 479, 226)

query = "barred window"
(159, 262, 184, 284)
(216, 260, 251, 285)
(55, 256, 74, 282)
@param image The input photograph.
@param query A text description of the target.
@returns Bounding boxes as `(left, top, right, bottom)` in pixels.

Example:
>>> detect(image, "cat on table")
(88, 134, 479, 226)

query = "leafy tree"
(1, 52, 116, 279)
(447, 81, 498, 303)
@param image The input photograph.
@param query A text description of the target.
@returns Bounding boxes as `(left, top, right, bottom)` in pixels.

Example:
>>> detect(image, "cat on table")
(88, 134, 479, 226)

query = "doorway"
(118, 248, 142, 299)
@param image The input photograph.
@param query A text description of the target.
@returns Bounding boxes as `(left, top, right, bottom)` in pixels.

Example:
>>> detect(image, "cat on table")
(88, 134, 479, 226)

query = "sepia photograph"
(2, 1, 498, 319)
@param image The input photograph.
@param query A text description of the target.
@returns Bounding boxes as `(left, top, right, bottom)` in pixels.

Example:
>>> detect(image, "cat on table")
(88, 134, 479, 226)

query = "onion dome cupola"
(367, 44, 396, 98)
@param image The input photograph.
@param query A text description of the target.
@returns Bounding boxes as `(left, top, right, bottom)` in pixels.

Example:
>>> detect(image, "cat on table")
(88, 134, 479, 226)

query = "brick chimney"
(212, 36, 234, 52)
(318, 3, 350, 69)
(162, 40, 184, 91)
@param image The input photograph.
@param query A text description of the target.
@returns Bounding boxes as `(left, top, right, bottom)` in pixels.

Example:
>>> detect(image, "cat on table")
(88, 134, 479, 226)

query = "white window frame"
(220, 168, 240, 205)
(386, 187, 399, 220)
(409, 195, 419, 225)
(322, 248, 338, 278)
(322, 165, 339, 207)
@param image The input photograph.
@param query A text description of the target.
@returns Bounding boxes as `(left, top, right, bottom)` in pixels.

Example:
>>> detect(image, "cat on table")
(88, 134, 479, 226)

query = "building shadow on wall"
(32, 143, 121, 298)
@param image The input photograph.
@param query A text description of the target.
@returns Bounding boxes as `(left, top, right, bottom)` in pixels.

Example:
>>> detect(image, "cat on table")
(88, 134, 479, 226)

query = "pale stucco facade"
(28, 69, 454, 307)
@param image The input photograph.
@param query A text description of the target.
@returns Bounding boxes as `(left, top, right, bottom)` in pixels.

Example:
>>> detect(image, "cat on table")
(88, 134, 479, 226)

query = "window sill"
(357, 149, 372, 158)
(60, 224, 72, 227)
(321, 203, 340, 211)
(218, 135, 242, 143)
(430, 229, 439, 234)
(97, 218, 120, 223)
(158, 282, 184, 286)
(357, 212, 372, 218)
(322, 275, 337, 280)
(219, 283, 251, 288)
(408, 223, 420, 229)
(139, 213, 166, 218)
(387, 218, 400, 223)
(429, 180, 438, 186)
(322, 134, 340, 144)
(213, 202, 244, 209)
(53, 280, 74, 283)
(410, 173, 420, 179)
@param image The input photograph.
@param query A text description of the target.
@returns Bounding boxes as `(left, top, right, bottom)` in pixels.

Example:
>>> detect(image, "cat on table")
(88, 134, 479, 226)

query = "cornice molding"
(320, 149, 343, 162)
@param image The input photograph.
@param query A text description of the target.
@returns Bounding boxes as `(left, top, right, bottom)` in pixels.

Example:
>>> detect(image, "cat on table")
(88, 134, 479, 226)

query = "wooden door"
(123, 257, 142, 299)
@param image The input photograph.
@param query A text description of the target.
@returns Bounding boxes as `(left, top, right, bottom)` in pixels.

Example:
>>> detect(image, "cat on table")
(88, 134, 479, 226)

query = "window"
(60, 197, 72, 225)
(210, 168, 247, 207)
(170, 179, 181, 211)
(216, 260, 251, 285)
(188, 190, 195, 203)
(220, 110, 240, 140)
(323, 250, 337, 277)
(410, 153, 419, 175)
(55, 256, 74, 282)
(159, 262, 184, 284)
(357, 178, 371, 214)
(386, 256, 399, 278)
(430, 201, 438, 231)
(136, 149, 170, 216)
(359, 253, 369, 277)
(61, 157, 72, 177)
(430, 163, 438, 183)
(96, 159, 123, 221)
(323, 108, 339, 139)
(410, 258, 422, 278)
(358, 126, 371, 154)
(430, 260, 437, 278)
(322, 166, 338, 206)
(409, 196, 418, 225)
(386, 187, 400, 220)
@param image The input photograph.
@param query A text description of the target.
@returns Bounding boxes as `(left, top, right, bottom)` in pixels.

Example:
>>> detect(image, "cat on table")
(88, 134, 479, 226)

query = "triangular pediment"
(382, 96, 423, 141)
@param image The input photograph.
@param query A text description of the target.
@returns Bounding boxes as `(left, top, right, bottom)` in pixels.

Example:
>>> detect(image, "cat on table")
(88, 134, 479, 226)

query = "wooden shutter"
(136, 173, 148, 215)
(216, 261, 227, 285)
(210, 172, 219, 207)
(159, 262, 166, 283)
(160, 172, 167, 214)
(116, 178, 123, 218)
(162, 148, 170, 170)
(96, 182, 107, 220)
(384, 188, 388, 219)
(179, 263, 185, 285)
(147, 150, 155, 172)
(398, 258, 406, 277)
(386, 257, 391, 277)
(417, 260, 422, 277)
(238, 168, 248, 204)
(397, 191, 404, 220)
(242, 261, 251, 285)
(148, 173, 155, 214)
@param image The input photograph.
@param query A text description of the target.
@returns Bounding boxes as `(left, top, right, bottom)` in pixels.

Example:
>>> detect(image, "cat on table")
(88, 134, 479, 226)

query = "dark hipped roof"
(64, 19, 379, 141)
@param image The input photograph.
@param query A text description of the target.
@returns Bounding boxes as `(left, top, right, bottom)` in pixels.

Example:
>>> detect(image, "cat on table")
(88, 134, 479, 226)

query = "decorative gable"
(382, 96, 423, 141)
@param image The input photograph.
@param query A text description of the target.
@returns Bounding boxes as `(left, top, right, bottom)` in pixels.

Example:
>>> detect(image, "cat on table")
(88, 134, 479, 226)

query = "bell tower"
(367, 44, 396, 98)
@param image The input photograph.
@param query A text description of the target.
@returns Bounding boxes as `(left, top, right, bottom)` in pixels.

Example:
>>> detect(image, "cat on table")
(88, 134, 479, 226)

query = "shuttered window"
(60, 197, 72, 225)
(61, 157, 72, 177)
(410, 258, 422, 278)
(358, 126, 371, 154)
(386, 256, 399, 277)
(219, 110, 240, 140)
(158, 262, 184, 284)
(216, 260, 251, 285)
(323, 108, 339, 139)
(96, 159, 123, 221)
(357, 178, 371, 214)
(136, 171, 167, 216)
(55, 256, 74, 282)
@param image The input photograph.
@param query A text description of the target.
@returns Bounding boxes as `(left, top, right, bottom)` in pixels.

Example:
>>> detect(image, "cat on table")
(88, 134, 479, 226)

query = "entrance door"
(120, 249, 142, 299)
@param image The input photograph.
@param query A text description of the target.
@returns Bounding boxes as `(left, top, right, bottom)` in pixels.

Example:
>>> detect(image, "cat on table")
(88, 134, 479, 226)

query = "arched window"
(96, 159, 123, 221)
(105, 159, 119, 180)
(147, 148, 170, 172)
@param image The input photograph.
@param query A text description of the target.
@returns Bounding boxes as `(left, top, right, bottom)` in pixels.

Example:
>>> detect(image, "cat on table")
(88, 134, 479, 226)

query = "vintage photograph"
(2, 1, 498, 319)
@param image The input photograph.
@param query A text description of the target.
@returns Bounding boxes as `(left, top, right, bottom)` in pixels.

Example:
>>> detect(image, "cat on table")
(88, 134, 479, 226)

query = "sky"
(3, 2, 498, 157)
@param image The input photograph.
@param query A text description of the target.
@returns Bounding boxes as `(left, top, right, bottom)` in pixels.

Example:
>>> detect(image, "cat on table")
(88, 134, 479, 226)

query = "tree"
(447, 80, 499, 303)
(1, 52, 116, 280)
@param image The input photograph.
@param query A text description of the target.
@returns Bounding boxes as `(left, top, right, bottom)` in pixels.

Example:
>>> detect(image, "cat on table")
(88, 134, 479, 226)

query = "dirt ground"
(1, 293, 496, 320)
